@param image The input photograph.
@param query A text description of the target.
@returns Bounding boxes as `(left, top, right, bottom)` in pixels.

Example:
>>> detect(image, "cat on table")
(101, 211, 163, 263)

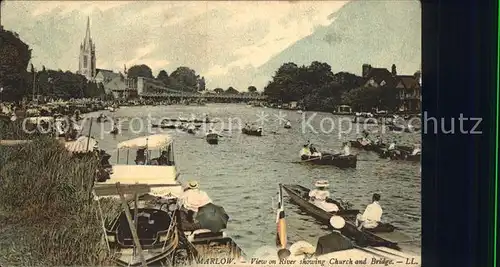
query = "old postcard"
(0, 1, 421, 266)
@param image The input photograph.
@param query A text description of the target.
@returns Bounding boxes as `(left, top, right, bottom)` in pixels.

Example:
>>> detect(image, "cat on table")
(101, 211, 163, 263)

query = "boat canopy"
(65, 136, 98, 153)
(117, 134, 173, 149)
(94, 165, 182, 199)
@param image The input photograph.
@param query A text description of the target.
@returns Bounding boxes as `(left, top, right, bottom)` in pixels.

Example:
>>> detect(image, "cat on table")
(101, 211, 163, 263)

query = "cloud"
(1, 0, 348, 89)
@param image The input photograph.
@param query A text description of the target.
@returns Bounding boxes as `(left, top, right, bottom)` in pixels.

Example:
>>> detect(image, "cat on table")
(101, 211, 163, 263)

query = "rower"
(309, 144, 321, 157)
(356, 193, 383, 230)
(309, 180, 339, 212)
(342, 142, 351, 156)
(388, 141, 396, 150)
(300, 144, 311, 160)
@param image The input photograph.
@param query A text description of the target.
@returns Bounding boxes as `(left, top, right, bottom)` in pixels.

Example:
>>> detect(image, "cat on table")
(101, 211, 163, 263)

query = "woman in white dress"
(308, 180, 339, 212)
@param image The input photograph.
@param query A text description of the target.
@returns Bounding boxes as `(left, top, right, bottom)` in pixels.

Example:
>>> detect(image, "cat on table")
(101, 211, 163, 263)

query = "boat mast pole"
(86, 119, 93, 151)
(133, 192, 139, 258)
(116, 183, 147, 267)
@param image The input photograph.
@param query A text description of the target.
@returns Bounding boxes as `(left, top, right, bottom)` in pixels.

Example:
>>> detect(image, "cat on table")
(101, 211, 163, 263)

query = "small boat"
(301, 153, 357, 168)
(242, 127, 262, 136)
(151, 123, 176, 129)
(379, 149, 421, 162)
(297, 110, 303, 114)
(284, 121, 291, 129)
(349, 140, 386, 153)
(178, 117, 189, 123)
(206, 133, 219, 144)
(282, 184, 410, 249)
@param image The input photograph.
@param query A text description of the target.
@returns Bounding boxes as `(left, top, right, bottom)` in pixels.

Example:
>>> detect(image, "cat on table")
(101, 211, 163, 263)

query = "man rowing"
(308, 180, 339, 212)
(356, 193, 383, 230)
(342, 142, 351, 156)
(309, 144, 322, 157)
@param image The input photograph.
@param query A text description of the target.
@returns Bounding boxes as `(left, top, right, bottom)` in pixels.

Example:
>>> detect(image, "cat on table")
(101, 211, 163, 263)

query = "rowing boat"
(242, 127, 262, 136)
(300, 153, 357, 168)
(206, 133, 219, 144)
(282, 184, 411, 249)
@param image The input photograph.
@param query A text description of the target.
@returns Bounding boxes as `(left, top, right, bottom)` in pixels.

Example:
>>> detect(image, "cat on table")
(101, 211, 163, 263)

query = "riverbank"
(0, 135, 118, 265)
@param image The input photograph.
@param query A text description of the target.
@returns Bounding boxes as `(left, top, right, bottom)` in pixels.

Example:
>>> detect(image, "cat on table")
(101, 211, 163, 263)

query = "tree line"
(263, 61, 402, 112)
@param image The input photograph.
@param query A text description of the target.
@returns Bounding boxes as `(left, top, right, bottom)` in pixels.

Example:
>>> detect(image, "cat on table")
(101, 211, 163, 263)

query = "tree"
(169, 66, 199, 92)
(0, 29, 32, 101)
(127, 64, 154, 80)
(213, 88, 224, 94)
(157, 70, 169, 85)
(197, 76, 206, 91)
(225, 86, 238, 94)
(247, 86, 257, 93)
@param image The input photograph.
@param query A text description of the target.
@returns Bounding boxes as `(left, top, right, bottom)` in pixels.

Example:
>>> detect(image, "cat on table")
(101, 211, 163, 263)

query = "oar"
(352, 244, 405, 259)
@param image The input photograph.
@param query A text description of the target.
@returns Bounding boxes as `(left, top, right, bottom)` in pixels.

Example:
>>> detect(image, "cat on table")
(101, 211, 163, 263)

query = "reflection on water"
(84, 104, 421, 256)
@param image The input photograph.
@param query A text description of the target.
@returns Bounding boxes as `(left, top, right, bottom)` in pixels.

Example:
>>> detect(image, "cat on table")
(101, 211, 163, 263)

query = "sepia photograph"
(0, 1, 421, 266)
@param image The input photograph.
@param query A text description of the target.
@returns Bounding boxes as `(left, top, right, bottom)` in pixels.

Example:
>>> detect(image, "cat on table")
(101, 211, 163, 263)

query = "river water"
(83, 104, 421, 256)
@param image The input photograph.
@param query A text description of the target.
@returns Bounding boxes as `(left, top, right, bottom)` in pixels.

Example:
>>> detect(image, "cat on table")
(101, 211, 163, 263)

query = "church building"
(77, 17, 96, 80)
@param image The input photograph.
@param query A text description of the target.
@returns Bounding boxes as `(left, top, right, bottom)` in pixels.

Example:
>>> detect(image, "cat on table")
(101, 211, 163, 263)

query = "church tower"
(78, 17, 96, 80)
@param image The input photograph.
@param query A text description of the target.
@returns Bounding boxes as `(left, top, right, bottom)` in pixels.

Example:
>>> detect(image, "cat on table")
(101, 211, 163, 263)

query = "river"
(83, 103, 421, 256)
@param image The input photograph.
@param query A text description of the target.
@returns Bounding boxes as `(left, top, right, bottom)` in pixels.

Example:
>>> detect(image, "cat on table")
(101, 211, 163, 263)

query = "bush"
(0, 137, 118, 266)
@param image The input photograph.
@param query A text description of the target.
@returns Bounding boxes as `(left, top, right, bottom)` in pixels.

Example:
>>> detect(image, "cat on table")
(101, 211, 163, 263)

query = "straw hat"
(187, 181, 199, 189)
(289, 241, 315, 256)
(314, 180, 329, 188)
(329, 216, 346, 229)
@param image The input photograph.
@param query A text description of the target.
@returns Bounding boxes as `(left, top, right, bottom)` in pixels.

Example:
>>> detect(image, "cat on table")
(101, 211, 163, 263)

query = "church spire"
(84, 16, 91, 47)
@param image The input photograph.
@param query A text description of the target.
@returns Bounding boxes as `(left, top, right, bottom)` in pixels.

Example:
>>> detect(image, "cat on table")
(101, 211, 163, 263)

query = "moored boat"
(284, 121, 291, 129)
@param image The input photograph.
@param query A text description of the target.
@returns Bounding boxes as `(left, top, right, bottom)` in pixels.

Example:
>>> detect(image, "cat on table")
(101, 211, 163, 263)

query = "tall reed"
(0, 137, 118, 266)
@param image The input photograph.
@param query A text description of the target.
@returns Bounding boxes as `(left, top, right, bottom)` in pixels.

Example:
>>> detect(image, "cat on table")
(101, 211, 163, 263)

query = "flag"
(275, 184, 287, 249)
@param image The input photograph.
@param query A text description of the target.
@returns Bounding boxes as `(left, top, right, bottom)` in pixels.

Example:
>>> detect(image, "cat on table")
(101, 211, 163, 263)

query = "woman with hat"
(308, 180, 339, 212)
(180, 181, 212, 214)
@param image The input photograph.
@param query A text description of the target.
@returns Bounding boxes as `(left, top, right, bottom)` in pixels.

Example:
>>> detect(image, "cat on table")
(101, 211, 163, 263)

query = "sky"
(0, 1, 419, 91)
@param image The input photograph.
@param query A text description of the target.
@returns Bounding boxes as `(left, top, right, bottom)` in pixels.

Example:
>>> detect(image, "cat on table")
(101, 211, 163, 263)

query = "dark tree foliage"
(156, 70, 169, 85)
(264, 61, 402, 112)
(127, 64, 154, 80)
(247, 86, 257, 93)
(225, 87, 239, 94)
(169, 66, 199, 92)
(213, 88, 224, 94)
(0, 29, 32, 101)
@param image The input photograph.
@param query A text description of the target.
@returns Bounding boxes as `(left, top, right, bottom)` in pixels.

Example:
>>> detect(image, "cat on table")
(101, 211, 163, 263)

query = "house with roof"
(361, 64, 398, 88)
(395, 74, 421, 112)
(94, 69, 120, 84)
(103, 74, 137, 99)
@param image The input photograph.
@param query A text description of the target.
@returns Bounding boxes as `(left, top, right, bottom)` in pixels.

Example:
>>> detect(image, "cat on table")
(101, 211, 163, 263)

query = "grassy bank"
(0, 135, 119, 266)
